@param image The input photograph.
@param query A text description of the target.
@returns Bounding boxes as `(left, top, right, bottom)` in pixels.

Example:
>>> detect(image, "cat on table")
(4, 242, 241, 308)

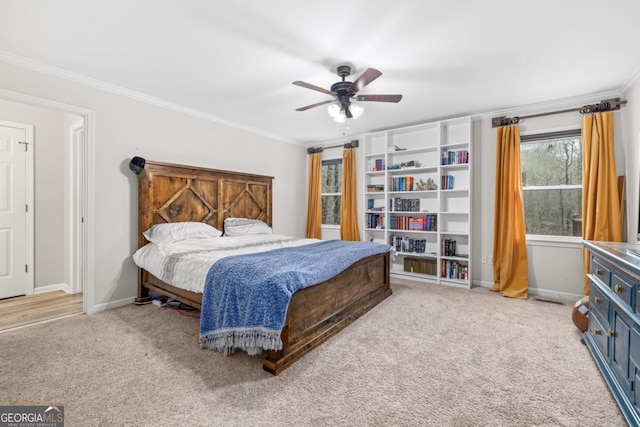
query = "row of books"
(404, 257, 437, 276)
(390, 235, 428, 253)
(442, 150, 469, 165)
(389, 215, 437, 231)
(389, 197, 420, 212)
(442, 238, 457, 256)
(441, 175, 454, 190)
(389, 176, 415, 192)
(442, 260, 469, 281)
(366, 214, 384, 229)
(372, 176, 458, 192)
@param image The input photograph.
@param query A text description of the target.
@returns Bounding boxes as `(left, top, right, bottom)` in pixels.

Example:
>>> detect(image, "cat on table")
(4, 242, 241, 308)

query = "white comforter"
(132, 234, 319, 293)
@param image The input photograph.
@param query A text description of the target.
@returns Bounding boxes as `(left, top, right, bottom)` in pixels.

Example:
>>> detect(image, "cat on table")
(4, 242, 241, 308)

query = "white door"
(0, 121, 32, 299)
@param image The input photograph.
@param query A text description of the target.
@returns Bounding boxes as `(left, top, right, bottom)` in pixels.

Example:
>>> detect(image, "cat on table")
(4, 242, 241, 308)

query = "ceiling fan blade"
(356, 94, 403, 103)
(348, 68, 382, 93)
(292, 80, 335, 96)
(295, 99, 335, 111)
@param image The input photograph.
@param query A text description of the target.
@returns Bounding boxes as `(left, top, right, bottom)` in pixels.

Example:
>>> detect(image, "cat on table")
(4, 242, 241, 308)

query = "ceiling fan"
(293, 65, 402, 119)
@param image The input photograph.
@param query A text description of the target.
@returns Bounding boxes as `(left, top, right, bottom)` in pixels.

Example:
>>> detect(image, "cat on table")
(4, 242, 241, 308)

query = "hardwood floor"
(0, 291, 83, 332)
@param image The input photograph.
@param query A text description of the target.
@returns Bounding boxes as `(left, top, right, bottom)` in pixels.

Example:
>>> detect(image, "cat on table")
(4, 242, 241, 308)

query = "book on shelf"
(404, 257, 437, 276)
(369, 158, 385, 172)
(408, 217, 424, 230)
(366, 214, 384, 229)
(389, 176, 414, 192)
(389, 197, 420, 212)
(441, 150, 469, 165)
(389, 214, 437, 231)
(367, 184, 385, 192)
(441, 175, 454, 190)
(391, 235, 427, 254)
(442, 238, 456, 256)
(441, 260, 469, 280)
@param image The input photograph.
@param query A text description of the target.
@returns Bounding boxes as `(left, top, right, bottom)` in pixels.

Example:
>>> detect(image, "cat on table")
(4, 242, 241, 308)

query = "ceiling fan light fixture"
(350, 104, 364, 119)
(327, 103, 342, 119)
(327, 103, 363, 122)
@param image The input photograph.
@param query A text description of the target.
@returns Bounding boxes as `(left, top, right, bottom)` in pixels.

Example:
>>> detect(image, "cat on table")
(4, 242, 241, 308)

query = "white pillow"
(224, 218, 273, 237)
(143, 222, 222, 245)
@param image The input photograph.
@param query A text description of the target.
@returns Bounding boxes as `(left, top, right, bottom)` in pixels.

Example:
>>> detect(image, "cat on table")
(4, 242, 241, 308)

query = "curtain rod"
(307, 139, 359, 154)
(491, 97, 626, 128)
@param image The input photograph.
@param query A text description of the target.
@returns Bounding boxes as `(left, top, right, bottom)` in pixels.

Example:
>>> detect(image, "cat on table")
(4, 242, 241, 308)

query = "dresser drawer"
(612, 271, 635, 309)
(591, 256, 612, 286)
(590, 284, 611, 322)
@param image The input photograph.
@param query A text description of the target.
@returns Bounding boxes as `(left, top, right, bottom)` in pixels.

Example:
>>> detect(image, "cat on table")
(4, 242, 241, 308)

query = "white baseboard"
(472, 280, 581, 304)
(528, 288, 583, 305)
(473, 280, 494, 288)
(34, 283, 72, 294)
(91, 296, 136, 314)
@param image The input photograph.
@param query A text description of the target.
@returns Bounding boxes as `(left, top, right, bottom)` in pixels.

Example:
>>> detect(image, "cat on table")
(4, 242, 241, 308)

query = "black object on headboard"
(129, 157, 146, 175)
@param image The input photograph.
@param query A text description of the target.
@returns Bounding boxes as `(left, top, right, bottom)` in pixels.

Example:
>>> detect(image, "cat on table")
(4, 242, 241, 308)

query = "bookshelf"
(363, 116, 472, 289)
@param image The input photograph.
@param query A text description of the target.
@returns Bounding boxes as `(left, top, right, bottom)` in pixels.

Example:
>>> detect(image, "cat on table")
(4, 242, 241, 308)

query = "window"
(321, 159, 342, 225)
(520, 129, 582, 237)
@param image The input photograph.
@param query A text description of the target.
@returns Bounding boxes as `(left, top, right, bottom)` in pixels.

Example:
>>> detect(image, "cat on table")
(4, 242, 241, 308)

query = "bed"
(133, 160, 391, 375)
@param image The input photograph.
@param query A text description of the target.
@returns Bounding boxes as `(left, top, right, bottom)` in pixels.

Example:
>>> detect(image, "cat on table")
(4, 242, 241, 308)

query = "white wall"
(0, 61, 307, 312)
(0, 99, 67, 290)
(623, 74, 640, 243)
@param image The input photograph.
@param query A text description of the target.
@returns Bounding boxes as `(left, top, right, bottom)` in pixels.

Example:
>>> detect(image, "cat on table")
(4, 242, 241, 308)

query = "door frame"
(69, 119, 85, 295)
(0, 119, 34, 295)
(0, 88, 96, 314)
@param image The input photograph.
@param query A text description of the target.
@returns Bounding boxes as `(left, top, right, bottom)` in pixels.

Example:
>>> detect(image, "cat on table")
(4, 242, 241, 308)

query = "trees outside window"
(520, 130, 582, 237)
(321, 159, 342, 225)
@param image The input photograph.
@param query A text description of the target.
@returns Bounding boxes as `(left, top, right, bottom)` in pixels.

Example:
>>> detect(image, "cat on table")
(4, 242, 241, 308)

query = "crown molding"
(621, 64, 640, 96)
(0, 50, 303, 146)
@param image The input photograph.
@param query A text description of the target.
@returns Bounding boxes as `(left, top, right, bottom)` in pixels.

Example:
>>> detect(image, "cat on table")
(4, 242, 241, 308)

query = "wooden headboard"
(137, 161, 273, 248)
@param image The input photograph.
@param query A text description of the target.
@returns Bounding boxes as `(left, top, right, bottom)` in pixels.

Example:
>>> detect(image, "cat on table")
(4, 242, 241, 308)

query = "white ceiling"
(1, 0, 640, 144)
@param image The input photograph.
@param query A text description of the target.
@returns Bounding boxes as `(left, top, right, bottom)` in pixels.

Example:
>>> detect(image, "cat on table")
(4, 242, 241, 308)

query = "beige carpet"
(0, 279, 625, 426)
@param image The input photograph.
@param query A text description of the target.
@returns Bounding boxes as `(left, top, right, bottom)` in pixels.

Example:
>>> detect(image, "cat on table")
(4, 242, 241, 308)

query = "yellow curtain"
(340, 148, 361, 241)
(581, 112, 622, 295)
(305, 153, 322, 239)
(492, 125, 529, 299)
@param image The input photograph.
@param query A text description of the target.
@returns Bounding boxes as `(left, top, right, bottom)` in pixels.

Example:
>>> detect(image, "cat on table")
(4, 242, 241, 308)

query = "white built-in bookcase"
(363, 116, 472, 289)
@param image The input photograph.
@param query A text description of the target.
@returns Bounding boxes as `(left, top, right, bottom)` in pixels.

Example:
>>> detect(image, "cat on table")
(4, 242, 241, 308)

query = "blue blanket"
(199, 240, 390, 356)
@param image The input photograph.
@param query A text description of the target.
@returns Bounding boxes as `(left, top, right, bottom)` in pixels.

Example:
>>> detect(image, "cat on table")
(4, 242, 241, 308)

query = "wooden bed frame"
(135, 160, 391, 375)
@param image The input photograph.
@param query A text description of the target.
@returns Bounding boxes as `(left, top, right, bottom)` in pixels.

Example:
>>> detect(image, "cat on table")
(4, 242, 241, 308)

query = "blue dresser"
(583, 241, 640, 427)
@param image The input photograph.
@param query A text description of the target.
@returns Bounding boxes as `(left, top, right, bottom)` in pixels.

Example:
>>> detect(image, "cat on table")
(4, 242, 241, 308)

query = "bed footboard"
(263, 251, 391, 375)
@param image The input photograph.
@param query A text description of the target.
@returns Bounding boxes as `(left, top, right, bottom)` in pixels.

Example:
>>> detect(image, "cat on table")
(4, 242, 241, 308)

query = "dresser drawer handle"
(608, 330, 615, 337)
(594, 296, 601, 304)
(592, 328, 602, 335)
(595, 268, 603, 275)
(614, 284, 622, 294)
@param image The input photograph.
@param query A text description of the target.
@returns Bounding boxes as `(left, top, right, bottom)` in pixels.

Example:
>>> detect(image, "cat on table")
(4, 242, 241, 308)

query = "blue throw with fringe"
(199, 240, 390, 356)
